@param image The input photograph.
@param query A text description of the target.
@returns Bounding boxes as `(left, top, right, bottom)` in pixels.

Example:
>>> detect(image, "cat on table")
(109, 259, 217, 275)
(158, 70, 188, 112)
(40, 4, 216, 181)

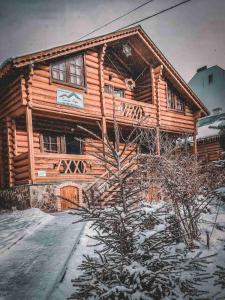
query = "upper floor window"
(167, 85, 185, 112)
(208, 74, 213, 84)
(104, 84, 124, 97)
(51, 55, 85, 87)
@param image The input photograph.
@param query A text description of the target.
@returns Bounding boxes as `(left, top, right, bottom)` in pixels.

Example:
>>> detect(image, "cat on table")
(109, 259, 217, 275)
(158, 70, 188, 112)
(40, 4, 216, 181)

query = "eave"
(0, 25, 209, 116)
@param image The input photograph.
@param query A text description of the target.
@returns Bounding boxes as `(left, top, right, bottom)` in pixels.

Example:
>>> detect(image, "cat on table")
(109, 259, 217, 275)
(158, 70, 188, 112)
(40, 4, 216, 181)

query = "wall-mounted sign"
(37, 170, 46, 177)
(57, 88, 84, 109)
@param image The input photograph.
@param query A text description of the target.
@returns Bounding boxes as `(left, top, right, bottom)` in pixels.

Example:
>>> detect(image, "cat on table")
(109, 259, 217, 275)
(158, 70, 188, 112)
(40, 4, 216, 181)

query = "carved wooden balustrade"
(118, 101, 145, 120)
(34, 153, 102, 182)
(105, 95, 154, 126)
(56, 156, 90, 174)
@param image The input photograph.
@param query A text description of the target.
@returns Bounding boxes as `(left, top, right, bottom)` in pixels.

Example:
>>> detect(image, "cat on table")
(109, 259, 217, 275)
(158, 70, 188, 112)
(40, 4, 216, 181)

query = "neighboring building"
(0, 26, 208, 210)
(189, 65, 225, 161)
(189, 65, 225, 114)
(197, 112, 225, 162)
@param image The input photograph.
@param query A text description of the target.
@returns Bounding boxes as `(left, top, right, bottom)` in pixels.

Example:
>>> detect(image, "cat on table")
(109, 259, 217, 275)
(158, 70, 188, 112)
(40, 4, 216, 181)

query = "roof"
(0, 25, 209, 116)
(197, 112, 225, 141)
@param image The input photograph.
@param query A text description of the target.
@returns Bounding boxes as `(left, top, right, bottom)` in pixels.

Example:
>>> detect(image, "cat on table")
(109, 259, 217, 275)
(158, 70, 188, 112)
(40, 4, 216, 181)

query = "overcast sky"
(0, 0, 225, 82)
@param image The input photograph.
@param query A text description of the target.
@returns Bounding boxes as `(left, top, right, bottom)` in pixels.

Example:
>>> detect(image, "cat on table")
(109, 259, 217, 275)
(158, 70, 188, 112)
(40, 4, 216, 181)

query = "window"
(41, 133, 66, 153)
(167, 84, 185, 112)
(208, 74, 213, 84)
(104, 84, 124, 97)
(51, 55, 85, 87)
(65, 135, 83, 155)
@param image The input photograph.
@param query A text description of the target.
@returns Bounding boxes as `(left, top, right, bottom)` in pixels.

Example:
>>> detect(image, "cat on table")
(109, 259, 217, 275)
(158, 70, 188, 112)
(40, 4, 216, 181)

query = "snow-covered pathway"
(0, 211, 85, 300)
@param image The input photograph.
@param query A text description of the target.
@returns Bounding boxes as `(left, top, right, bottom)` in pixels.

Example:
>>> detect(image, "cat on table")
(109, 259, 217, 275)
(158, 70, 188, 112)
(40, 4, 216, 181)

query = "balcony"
(105, 95, 156, 126)
(34, 153, 104, 182)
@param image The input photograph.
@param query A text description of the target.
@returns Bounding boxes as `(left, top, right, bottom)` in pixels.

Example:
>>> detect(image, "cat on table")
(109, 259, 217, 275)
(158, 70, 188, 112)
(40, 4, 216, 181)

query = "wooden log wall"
(0, 76, 23, 119)
(0, 124, 3, 187)
(31, 50, 102, 119)
(134, 70, 152, 103)
(14, 152, 29, 185)
(197, 139, 223, 162)
(1, 123, 9, 188)
(153, 67, 196, 134)
(104, 55, 135, 100)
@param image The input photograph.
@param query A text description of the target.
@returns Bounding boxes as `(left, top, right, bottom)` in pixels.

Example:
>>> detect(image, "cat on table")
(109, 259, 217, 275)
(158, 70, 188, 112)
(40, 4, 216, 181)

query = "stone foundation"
(0, 180, 92, 212)
(0, 186, 30, 210)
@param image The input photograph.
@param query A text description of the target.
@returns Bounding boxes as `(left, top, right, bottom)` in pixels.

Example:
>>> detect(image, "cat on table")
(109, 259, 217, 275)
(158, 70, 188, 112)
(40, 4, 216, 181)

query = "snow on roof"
(197, 112, 225, 140)
(197, 125, 220, 139)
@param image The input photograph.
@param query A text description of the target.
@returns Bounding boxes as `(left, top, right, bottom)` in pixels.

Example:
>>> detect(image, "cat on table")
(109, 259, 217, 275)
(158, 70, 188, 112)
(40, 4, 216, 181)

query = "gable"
(0, 25, 209, 116)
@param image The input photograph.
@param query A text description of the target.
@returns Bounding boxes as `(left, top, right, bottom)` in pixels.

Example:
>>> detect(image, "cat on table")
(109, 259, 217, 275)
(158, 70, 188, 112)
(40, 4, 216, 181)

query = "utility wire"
(117, 0, 192, 30)
(76, 0, 154, 41)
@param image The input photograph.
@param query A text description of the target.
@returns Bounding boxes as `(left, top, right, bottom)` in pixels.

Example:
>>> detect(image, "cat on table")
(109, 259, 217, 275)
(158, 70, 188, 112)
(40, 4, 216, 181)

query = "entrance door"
(60, 186, 79, 210)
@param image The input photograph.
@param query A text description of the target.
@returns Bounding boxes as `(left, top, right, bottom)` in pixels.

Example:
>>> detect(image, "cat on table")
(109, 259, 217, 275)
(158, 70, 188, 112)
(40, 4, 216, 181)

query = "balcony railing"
(34, 153, 104, 181)
(105, 95, 155, 126)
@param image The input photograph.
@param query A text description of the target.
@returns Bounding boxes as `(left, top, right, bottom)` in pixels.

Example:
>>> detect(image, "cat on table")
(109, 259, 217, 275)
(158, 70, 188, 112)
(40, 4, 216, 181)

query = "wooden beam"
(99, 44, 108, 154)
(193, 132, 197, 155)
(193, 110, 201, 155)
(26, 106, 35, 183)
(128, 42, 150, 66)
(110, 51, 133, 75)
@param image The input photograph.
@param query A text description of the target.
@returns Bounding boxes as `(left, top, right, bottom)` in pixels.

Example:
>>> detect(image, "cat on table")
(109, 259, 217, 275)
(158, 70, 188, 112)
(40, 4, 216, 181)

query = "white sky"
(0, 0, 225, 81)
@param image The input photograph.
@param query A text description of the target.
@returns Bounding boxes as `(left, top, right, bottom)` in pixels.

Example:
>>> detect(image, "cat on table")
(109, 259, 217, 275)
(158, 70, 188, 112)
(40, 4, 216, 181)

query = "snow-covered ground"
(1, 199, 225, 299)
(0, 210, 85, 300)
(50, 221, 97, 299)
(0, 208, 53, 254)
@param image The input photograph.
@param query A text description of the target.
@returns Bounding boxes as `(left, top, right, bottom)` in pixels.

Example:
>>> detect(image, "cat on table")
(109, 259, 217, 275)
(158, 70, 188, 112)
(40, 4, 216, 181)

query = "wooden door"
(60, 185, 79, 210)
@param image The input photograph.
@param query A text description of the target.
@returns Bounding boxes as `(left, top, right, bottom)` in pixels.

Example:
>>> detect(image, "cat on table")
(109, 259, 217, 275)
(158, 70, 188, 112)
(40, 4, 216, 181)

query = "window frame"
(40, 133, 66, 154)
(166, 83, 185, 113)
(104, 84, 125, 98)
(50, 53, 86, 90)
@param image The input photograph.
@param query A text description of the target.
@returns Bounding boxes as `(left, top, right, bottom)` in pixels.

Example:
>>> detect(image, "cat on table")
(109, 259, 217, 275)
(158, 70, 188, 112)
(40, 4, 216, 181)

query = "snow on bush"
(69, 121, 225, 299)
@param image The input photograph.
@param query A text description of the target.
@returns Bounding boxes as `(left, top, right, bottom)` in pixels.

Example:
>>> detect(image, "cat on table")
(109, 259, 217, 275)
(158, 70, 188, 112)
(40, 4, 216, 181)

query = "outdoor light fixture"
(122, 43, 132, 57)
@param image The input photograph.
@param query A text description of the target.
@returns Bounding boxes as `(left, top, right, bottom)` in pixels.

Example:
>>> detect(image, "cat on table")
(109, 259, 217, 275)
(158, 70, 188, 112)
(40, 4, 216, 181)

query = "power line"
(76, 0, 154, 41)
(117, 0, 192, 30)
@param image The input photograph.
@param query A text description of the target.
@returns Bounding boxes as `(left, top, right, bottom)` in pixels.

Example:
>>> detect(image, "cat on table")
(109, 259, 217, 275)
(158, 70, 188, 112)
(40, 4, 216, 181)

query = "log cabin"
(0, 25, 209, 210)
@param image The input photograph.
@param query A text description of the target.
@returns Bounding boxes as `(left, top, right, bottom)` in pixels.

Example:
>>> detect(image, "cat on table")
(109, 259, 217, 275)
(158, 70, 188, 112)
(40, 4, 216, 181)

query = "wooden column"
(153, 65, 163, 155)
(193, 110, 201, 155)
(25, 64, 35, 183)
(156, 126, 160, 155)
(98, 44, 107, 152)
(26, 107, 35, 183)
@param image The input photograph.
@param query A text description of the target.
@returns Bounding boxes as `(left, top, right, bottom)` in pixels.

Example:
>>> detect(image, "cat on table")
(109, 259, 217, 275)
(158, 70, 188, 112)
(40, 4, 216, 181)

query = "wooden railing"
(105, 95, 156, 126)
(56, 156, 91, 174)
(117, 101, 145, 120)
(34, 153, 104, 182)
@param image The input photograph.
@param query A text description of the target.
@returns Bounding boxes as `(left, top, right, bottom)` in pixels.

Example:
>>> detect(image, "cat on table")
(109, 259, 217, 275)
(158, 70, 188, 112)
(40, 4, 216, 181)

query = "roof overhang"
(0, 25, 209, 116)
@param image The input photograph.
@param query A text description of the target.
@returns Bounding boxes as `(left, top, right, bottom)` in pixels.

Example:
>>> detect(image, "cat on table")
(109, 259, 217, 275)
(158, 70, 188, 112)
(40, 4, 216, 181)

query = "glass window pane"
(59, 71, 65, 81)
(69, 76, 76, 84)
(52, 70, 58, 79)
(70, 65, 76, 74)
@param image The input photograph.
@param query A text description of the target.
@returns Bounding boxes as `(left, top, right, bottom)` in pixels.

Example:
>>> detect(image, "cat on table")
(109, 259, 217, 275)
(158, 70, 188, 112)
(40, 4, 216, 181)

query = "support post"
(26, 106, 35, 183)
(156, 126, 160, 155)
(193, 110, 201, 155)
(98, 44, 107, 152)
(193, 132, 197, 155)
